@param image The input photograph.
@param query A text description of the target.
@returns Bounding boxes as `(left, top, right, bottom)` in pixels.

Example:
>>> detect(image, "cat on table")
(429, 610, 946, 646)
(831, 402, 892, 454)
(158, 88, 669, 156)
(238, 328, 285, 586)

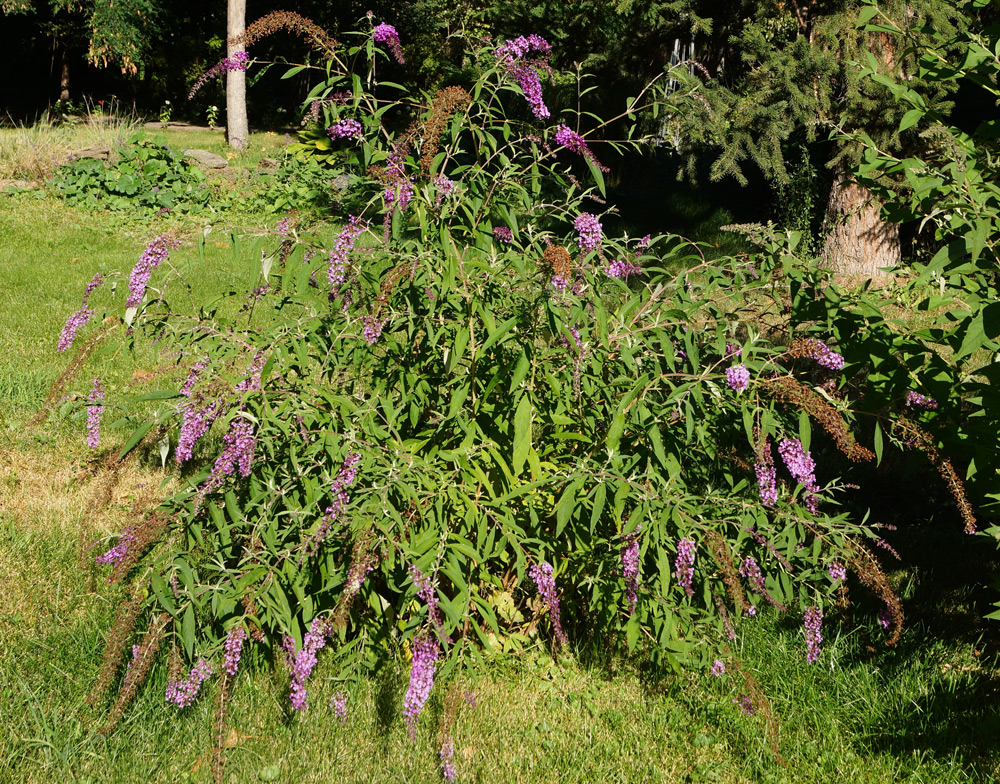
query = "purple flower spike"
(725, 364, 750, 392)
(755, 437, 778, 506)
(905, 390, 938, 409)
(804, 605, 823, 663)
(799, 338, 845, 371)
(127, 234, 181, 308)
(675, 537, 696, 598)
(308, 452, 362, 554)
(493, 226, 513, 244)
(223, 626, 248, 677)
(778, 438, 819, 513)
(166, 658, 214, 707)
(331, 691, 348, 722)
(86, 377, 105, 448)
(529, 561, 569, 647)
(373, 23, 405, 64)
(439, 737, 456, 781)
(605, 258, 642, 279)
(327, 119, 364, 141)
(574, 213, 603, 255)
(554, 124, 609, 171)
(410, 565, 450, 642)
(621, 528, 641, 615)
(58, 273, 104, 352)
(403, 635, 439, 738)
(289, 618, 328, 711)
(494, 36, 553, 119)
(828, 562, 847, 583)
(327, 216, 366, 289)
(188, 50, 250, 98)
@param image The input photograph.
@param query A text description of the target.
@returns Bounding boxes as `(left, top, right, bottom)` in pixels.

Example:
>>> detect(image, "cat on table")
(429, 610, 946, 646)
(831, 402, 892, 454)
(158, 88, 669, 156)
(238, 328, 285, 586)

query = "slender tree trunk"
(821, 164, 899, 284)
(226, 0, 248, 150)
(59, 47, 70, 104)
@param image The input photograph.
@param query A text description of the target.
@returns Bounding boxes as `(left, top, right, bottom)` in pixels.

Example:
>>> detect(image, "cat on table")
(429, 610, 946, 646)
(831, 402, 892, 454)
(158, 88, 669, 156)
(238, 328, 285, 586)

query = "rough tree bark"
(226, 0, 248, 150)
(821, 164, 900, 284)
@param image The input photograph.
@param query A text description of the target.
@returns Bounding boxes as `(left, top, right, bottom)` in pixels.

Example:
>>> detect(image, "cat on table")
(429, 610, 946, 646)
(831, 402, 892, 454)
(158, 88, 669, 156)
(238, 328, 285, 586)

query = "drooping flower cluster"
(403, 635, 439, 738)
(188, 50, 250, 98)
(675, 537, 696, 597)
(327, 216, 366, 288)
(553, 124, 608, 171)
(777, 438, 819, 513)
(434, 176, 457, 206)
(176, 399, 222, 463)
(905, 390, 938, 409)
(439, 737, 456, 782)
(605, 258, 642, 279)
(796, 338, 845, 371)
(725, 364, 750, 392)
(543, 244, 572, 292)
(362, 315, 386, 345)
(621, 528, 641, 614)
(372, 23, 405, 64)
(86, 377, 105, 449)
(492, 226, 513, 244)
(739, 555, 786, 610)
(562, 323, 582, 355)
(127, 234, 181, 308)
(95, 526, 136, 566)
(331, 692, 348, 722)
(201, 418, 257, 494)
(165, 658, 214, 707)
(755, 437, 778, 506)
(574, 213, 603, 255)
(529, 562, 568, 647)
(289, 618, 329, 710)
(494, 35, 553, 119)
(410, 565, 450, 642)
(804, 605, 823, 663)
(308, 453, 362, 554)
(58, 272, 103, 352)
(327, 119, 363, 141)
(223, 626, 248, 678)
(828, 561, 847, 583)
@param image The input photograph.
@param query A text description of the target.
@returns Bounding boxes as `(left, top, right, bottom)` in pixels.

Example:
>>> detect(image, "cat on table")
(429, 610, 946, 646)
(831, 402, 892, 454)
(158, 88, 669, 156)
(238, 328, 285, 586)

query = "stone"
(68, 145, 111, 161)
(183, 149, 229, 169)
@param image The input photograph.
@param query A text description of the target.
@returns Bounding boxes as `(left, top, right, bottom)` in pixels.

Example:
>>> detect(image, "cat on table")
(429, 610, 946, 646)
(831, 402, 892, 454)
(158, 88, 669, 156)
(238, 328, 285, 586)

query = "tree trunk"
(821, 165, 900, 285)
(226, 0, 248, 150)
(59, 47, 70, 104)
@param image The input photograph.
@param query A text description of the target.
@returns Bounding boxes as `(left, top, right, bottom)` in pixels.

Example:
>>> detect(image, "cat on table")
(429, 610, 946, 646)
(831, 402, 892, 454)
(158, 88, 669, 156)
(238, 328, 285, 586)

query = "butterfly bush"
(66, 19, 933, 747)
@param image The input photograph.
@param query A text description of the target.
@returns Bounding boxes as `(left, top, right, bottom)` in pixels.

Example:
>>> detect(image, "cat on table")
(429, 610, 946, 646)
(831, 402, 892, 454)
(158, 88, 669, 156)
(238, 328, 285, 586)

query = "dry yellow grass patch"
(0, 443, 170, 625)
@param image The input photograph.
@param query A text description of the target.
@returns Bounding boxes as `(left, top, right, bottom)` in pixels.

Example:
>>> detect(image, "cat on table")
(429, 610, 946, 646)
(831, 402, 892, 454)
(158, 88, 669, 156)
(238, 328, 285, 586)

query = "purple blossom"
(327, 216, 366, 289)
(362, 315, 386, 345)
(711, 659, 726, 677)
(327, 119, 363, 141)
(828, 562, 847, 583)
(675, 537, 696, 598)
(778, 438, 819, 513)
(95, 527, 135, 566)
(804, 605, 823, 663)
(492, 226, 513, 244)
(621, 529, 641, 615)
(223, 626, 248, 678)
(86, 377, 105, 449)
(574, 213, 603, 254)
(176, 399, 222, 464)
(373, 23, 405, 64)
(745, 604, 757, 616)
(755, 438, 778, 506)
(725, 364, 750, 392)
(439, 737, 456, 782)
(605, 258, 642, 279)
(289, 618, 328, 711)
(740, 556, 786, 610)
(308, 453, 362, 554)
(905, 390, 938, 409)
(202, 418, 256, 493)
(235, 351, 267, 393)
(550, 275, 569, 293)
(179, 359, 208, 397)
(58, 273, 103, 352)
(529, 561, 568, 647)
(434, 176, 457, 206)
(494, 36, 553, 119)
(410, 565, 450, 642)
(403, 635, 439, 738)
(127, 234, 181, 308)
(734, 694, 755, 715)
(331, 691, 348, 722)
(276, 217, 291, 237)
(188, 50, 249, 98)
(553, 124, 608, 171)
(725, 342, 742, 358)
(878, 606, 892, 629)
(166, 658, 214, 707)
(800, 339, 845, 371)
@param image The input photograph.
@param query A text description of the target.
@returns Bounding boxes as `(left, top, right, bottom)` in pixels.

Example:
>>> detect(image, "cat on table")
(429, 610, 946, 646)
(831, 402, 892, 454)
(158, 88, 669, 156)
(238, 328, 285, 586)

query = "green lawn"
(0, 164, 998, 783)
